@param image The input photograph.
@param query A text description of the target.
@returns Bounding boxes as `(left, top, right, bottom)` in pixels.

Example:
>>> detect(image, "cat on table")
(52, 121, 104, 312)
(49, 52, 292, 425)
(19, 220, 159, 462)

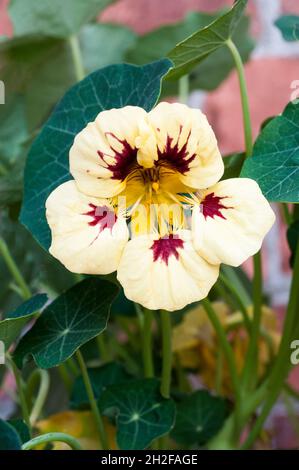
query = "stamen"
(152, 182, 159, 192)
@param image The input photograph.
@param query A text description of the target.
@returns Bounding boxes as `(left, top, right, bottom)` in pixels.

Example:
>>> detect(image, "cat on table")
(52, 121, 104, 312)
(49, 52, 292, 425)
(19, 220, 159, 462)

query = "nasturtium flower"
(46, 102, 275, 311)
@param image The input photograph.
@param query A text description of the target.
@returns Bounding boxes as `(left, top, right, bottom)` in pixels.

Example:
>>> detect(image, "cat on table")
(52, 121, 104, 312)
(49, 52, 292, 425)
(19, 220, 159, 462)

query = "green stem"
(0, 161, 8, 176)
(226, 39, 263, 393)
(243, 252, 262, 389)
(22, 432, 82, 450)
(215, 348, 223, 395)
(179, 75, 189, 105)
(0, 237, 31, 300)
(174, 353, 191, 393)
(96, 334, 110, 363)
(66, 357, 79, 376)
(27, 369, 50, 425)
(241, 242, 299, 449)
(108, 335, 139, 375)
(75, 350, 108, 450)
(226, 38, 253, 157)
(283, 392, 299, 439)
(69, 35, 85, 81)
(160, 310, 172, 398)
(209, 380, 268, 449)
(242, 252, 262, 389)
(57, 364, 72, 393)
(9, 358, 31, 434)
(141, 308, 154, 378)
(221, 266, 251, 306)
(219, 272, 251, 332)
(201, 299, 241, 403)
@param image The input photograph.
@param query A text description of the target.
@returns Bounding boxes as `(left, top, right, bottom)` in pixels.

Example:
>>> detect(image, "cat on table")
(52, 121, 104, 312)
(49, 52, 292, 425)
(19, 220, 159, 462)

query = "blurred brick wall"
(1, 0, 299, 153)
(101, 0, 231, 33)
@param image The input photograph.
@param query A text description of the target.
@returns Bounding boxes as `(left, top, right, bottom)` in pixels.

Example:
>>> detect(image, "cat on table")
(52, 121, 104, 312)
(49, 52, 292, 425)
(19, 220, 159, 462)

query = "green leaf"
(0, 293, 48, 349)
(71, 362, 131, 409)
(171, 391, 227, 446)
(0, 96, 30, 208)
(275, 15, 299, 42)
(8, 419, 30, 444)
(111, 289, 136, 317)
(167, 0, 248, 79)
(0, 419, 22, 450)
(0, 96, 28, 164)
(14, 278, 119, 369)
(0, 212, 75, 314)
(8, 0, 115, 39)
(100, 378, 176, 450)
(221, 152, 245, 180)
(81, 24, 137, 74)
(241, 101, 299, 202)
(0, 36, 77, 133)
(127, 11, 253, 93)
(20, 59, 172, 249)
(287, 219, 299, 267)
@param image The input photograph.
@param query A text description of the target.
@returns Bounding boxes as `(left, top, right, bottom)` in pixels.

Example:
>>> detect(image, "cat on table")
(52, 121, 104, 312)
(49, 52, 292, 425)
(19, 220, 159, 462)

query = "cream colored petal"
(70, 106, 149, 198)
(192, 178, 275, 266)
(147, 102, 224, 189)
(46, 181, 129, 274)
(117, 230, 219, 312)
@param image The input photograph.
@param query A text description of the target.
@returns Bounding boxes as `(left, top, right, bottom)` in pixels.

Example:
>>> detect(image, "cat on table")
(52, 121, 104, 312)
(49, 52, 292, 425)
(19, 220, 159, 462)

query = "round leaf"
(275, 15, 299, 42)
(14, 278, 119, 369)
(0, 293, 48, 349)
(0, 419, 22, 450)
(241, 101, 299, 202)
(70, 362, 131, 409)
(100, 378, 176, 450)
(127, 11, 253, 93)
(171, 391, 227, 446)
(167, 0, 248, 79)
(9, 0, 116, 39)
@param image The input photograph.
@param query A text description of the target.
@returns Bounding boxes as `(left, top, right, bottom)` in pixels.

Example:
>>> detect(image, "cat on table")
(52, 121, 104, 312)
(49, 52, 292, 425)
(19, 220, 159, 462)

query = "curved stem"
(208, 380, 268, 449)
(201, 299, 241, 404)
(241, 242, 299, 449)
(22, 432, 82, 450)
(66, 357, 79, 376)
(242, 252, 262, 389)
(160, 310, 172, 398)
(221, 266, 252, 306)
(219, 272, 251, 332)
(9, 357, 31, 435)
(226, 38, 253, 157)
(96, 334, 110, 363)
(179, 75, 189, 104)
(27, 369, 50, 425)
(0, 237, 31, 300)
(75, 350, 108, 450)
(226, 39, 263, 392)
(142, 308, 154, 378)
(58, 364, 72, 393)
(69, 35, 85, 81)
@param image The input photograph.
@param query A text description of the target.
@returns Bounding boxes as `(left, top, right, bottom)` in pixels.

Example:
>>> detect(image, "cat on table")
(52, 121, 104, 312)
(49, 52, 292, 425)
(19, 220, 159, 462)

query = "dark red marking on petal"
(151, 234, 184, 265)
(84, 204, 117, 231)
(97, 132, 138, 181)
(202, 193, 232, 220)
(157, 126, 196, 174)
